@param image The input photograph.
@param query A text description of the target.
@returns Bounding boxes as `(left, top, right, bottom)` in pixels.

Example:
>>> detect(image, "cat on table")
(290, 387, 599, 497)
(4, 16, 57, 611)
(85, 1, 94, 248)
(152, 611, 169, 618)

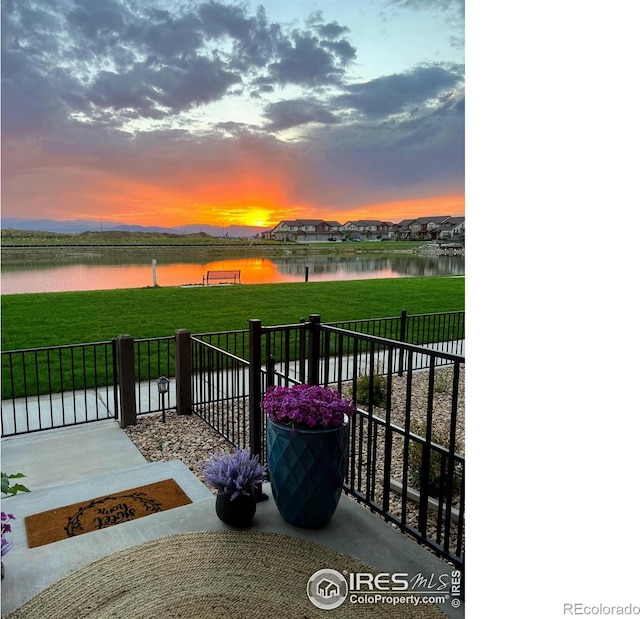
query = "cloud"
(67, 0, 129, 43)
(286, 90, 465, 209)
(264, 99, 340, 132)
(1, 0, 356, 132)
(385, 0, 464, 47)
(1, 0, 465, 224)
(387, 0, 464, 21)
(333, 65, 463, 118)
(87, 56, 241, 118)
(267, 31, 354, 87)
(313, 20, 351, 40)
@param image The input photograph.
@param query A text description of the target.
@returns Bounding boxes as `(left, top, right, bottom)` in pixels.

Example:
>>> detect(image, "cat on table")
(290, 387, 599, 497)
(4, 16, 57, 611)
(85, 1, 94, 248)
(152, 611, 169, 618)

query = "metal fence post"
(267, 354, 276, 388)
(299, 317, 307, 384)
(308, 314, 321, 386)
(398, 309, 408, 376)
(175, 329, 192, 415)
(111, 338, 120, 420)
(248, 319, 263, 460)
(116, 334, 136, 428)
(248, 319, 268, 502)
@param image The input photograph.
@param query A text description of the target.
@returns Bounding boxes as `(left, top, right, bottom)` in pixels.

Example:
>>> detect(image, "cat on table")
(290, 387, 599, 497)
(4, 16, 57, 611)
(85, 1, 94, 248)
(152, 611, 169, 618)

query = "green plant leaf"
(5, 483, 31, 495)
(1, 472, 30, 495)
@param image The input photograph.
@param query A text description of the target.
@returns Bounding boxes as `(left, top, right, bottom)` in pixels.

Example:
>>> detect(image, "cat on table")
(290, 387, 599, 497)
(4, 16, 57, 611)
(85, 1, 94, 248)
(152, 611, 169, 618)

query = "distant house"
(390, 216, 464, 241)
(268, 215, 464, 243)
(409, 216, 452, 240)
(324, 221, 343, 240)
(341, 220, 391, 240)
(324, 221, 342, 231)
(390, 219, 417, 240)
(439, 216, 465, 241)
(268, 219, 337, 242)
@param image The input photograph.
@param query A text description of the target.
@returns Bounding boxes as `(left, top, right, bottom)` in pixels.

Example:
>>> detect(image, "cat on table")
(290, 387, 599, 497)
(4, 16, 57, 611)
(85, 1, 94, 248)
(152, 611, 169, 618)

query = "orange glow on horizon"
(43, 166, 463, 230)
(124, 194, 463, 229)
(4, 131, 464, 231)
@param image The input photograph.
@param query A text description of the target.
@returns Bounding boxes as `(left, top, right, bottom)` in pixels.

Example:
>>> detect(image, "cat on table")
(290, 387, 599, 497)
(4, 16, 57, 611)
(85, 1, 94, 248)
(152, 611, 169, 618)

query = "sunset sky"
(1, 0, 464, 229)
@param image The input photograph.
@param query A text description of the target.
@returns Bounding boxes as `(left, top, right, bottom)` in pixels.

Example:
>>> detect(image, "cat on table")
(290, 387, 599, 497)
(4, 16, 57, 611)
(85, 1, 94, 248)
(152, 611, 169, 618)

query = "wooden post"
(175, 329, 192, 415)
(117, 334, 137, 428)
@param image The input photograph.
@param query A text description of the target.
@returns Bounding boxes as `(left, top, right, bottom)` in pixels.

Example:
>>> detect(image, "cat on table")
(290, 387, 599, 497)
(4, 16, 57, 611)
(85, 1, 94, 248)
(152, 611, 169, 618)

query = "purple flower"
(1, 512, 16, 557)
(1, 538, 13, 557)
(201, 449, 267, 501)
(261, 384, 355, 430)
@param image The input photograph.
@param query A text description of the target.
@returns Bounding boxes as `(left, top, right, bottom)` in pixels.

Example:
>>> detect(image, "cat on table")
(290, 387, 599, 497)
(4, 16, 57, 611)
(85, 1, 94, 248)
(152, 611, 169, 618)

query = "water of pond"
(0, 251, 464, 294)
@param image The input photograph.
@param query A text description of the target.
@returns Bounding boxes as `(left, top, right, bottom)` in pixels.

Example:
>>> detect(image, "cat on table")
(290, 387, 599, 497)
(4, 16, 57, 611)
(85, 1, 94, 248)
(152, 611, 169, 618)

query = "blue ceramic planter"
(266, 416, 349, 528)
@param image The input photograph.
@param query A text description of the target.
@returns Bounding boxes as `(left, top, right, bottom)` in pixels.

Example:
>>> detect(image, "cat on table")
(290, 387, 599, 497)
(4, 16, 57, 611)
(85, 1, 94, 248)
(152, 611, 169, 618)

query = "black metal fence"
(190, 337, 251, 449)
(0, 336, 180, 436)
(186, 314, 465, 583)
(2, 310, 463, 436)
(331, 309, 464, 353)
(1, 310, 465, 591)
(0, 341, 118, 436)
(132, 336, 175, 416)
(315, 323, 465, 575)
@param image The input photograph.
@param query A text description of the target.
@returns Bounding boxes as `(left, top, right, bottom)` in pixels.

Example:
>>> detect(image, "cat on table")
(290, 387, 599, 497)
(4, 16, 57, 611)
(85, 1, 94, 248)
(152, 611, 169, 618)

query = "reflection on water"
(1, 253, 464, 294)
(272, 255, 464, 279)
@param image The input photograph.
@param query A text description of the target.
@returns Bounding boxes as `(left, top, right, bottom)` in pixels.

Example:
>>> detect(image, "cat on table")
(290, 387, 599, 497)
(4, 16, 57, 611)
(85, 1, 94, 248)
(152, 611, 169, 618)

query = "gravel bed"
(124, 412, 234, 489)
(124, 365, 464, 552)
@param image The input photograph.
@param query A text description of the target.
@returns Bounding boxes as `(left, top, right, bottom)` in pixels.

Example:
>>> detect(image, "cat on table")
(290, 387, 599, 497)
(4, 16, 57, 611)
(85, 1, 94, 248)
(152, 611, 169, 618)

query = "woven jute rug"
(24, 479, 191, 548)
(6, 531, 450, 618)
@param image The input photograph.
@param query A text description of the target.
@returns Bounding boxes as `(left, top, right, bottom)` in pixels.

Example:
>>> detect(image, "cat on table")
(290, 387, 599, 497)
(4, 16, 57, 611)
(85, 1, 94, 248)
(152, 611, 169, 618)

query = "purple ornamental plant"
(1, 472, 28, 560)
(201, 448, 266, 501)
(261, 384, 356, 430)
(1, 512, 16, 557)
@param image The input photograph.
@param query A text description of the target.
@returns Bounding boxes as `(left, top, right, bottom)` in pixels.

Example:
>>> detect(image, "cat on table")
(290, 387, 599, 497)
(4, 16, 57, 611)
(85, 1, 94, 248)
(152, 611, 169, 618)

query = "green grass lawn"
(1, 277, 464, 350)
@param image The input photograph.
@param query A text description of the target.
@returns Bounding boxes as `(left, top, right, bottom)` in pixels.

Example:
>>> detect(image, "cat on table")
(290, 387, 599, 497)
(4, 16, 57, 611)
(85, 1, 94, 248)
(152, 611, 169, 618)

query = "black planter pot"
(215, 492, 257, 528)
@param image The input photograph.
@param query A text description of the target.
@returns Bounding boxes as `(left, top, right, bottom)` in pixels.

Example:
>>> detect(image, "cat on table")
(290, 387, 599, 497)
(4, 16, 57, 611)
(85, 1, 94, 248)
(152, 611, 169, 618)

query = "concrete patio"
(1, 420, 463, 617)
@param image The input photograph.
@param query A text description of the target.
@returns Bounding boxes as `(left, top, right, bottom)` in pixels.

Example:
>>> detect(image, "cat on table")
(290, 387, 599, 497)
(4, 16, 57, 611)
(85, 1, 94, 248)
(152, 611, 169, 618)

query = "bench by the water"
(203, 270, 241, 286)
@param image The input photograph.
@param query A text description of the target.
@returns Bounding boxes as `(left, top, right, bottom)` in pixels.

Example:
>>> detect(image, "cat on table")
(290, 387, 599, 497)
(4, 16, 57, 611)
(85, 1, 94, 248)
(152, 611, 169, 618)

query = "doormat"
(24, 479, 192, 548)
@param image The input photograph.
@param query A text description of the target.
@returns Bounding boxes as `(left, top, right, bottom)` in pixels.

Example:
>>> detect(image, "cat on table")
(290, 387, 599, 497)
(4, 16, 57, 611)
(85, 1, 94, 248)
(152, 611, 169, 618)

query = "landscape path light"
(156, 376, 170, 423)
